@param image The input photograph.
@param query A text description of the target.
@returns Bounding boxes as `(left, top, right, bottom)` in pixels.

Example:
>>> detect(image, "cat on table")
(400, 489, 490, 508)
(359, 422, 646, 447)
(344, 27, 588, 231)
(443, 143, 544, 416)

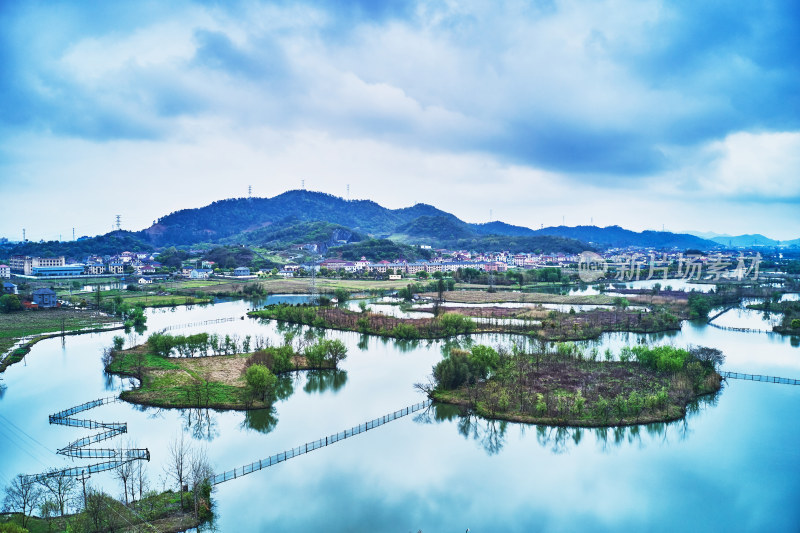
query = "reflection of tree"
(425, 387, 722, 455)
(274, 375, 295, 401)
(243, 407, 278, 434)
(181, 408, 219, 441)
(303, 370, 348, 394)
(357, 334, 370, 351)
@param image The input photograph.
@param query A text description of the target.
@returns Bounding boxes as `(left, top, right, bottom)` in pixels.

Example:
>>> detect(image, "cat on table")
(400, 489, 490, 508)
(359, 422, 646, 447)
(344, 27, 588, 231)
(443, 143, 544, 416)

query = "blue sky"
(1, 0, 799, 241)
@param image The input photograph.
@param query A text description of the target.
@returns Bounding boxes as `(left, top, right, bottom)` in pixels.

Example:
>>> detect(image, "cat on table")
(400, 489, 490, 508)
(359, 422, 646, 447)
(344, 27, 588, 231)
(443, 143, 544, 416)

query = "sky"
(1, 0, 799, 242)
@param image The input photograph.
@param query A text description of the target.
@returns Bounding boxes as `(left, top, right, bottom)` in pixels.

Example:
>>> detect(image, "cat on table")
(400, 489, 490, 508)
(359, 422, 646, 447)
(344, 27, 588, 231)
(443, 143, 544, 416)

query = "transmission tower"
(346, 184, 350, 202)
(248, 185, 252, 198)
(73, 227, 76, 241)
(115, 215, 121, 231)
(301, 179, 305, 190)
(22, 228, 26, 241)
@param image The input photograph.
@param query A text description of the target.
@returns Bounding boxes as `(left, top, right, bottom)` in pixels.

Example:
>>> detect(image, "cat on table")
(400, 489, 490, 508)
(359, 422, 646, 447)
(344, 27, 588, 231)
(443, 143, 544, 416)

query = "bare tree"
(37, 470, 76, 517)
(132, 460, 149, 503)
(2, 474, 44, 528)
(189, 446, 214, 519)
(165, 432, 190, 510)
(114, 443, 134, 505)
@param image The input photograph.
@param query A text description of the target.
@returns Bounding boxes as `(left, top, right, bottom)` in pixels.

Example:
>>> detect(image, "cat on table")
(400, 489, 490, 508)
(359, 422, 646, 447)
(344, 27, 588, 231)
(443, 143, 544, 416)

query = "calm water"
(1, 298, 799, 531)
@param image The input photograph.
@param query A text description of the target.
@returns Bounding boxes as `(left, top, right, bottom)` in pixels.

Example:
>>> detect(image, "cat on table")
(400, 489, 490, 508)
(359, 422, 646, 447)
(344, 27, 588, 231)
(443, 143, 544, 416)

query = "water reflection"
(422, 389, 722, 456)
(242, 407, 278, 434)
(182, 408, 220, 441)
(303, 370, 348, 394)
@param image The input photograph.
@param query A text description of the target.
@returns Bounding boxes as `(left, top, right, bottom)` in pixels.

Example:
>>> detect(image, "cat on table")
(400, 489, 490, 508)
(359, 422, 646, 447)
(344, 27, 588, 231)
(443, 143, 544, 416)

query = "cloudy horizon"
(1, 0, 799, 242)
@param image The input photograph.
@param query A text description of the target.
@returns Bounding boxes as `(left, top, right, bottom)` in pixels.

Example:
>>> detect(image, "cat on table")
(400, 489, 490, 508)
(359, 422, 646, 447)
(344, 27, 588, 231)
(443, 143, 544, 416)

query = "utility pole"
(310, 260, 318, 305)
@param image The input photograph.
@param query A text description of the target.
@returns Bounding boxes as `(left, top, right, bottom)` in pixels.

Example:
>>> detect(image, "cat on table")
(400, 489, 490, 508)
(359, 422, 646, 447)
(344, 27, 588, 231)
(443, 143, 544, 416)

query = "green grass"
(0, 310, 120, 358)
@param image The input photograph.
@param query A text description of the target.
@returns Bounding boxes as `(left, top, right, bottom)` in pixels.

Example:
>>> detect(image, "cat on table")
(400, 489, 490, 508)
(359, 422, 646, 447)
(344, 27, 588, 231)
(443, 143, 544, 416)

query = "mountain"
(471, 221, 537, 236)
(225, 219, 364, 253)
(133, 190, 723, 251)
(529, 225, 717, 250)
(708, 234, 780, 247)
(396, 215, 476, 241)
(4, 230, 153, 258)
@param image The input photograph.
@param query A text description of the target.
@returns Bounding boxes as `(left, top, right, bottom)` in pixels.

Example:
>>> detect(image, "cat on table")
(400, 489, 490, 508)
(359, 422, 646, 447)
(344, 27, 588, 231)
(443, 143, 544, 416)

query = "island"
(426, 343, 724, 426)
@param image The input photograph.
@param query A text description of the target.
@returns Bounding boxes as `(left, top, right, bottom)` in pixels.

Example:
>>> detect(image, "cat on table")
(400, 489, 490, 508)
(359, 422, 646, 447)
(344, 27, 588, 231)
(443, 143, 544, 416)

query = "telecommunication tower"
(115, 215, 121, 231)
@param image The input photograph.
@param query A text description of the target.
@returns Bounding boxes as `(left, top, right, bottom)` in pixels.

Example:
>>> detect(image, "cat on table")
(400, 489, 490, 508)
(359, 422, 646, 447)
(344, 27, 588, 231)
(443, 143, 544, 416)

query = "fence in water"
(158, 316, 239, 333)
(210, 399, 432, 485)
(23, 396, 149, 483)
(721, 371, 800, 385)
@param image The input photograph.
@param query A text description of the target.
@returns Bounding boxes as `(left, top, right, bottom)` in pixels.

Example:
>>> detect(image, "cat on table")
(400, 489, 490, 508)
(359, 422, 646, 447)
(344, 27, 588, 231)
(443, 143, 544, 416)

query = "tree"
(112, 336, 125, 351)
(245, 364, 278, 403)
(0, 294, 22, 313)
(2, 475, 43, 528)
(189, 447, 213, 520)
(114, 444, 134, 505)
(165, 433, 190, 510)
(37, 471, 76, 517)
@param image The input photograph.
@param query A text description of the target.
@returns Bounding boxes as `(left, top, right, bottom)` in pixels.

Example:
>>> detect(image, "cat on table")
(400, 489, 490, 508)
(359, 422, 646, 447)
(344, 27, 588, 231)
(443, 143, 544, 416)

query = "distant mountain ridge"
(137, 189, 720, 250)
(8, 189, 773, 258)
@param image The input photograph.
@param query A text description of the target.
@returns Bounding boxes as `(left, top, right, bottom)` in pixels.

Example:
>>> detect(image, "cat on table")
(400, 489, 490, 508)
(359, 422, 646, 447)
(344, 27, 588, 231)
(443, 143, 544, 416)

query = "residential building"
(233, 267, 251, 277)
(277, 270, 295, 278)
(0, 264, 9, 278)
(85, 264, 106, 275)
(108, 262, 124, 275)
(190, 269, 213, 280)
(2, 282, 18, 295)
(32, 288, 58, 308)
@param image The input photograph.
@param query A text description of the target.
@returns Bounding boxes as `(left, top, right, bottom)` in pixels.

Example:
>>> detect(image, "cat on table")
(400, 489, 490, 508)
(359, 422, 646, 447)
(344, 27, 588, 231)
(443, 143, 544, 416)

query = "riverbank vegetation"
(747, 300, 800, 334)
(427, 343, 724, 427)
(0, 310, 122, 372)
(107, 332, 347, 409)
(249, 302, 681, 341)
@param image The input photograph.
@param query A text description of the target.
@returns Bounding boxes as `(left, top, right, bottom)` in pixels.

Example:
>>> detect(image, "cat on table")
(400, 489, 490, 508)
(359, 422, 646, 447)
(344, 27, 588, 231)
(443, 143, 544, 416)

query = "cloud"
(0, 0, 798, 239)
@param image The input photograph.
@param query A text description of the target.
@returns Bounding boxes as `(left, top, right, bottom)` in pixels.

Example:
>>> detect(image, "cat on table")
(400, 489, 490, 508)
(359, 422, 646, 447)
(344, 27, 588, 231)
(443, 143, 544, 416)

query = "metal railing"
(721, 371, 800, 385)
(210, 400, 432, 485)
(23, 396, 149, 483)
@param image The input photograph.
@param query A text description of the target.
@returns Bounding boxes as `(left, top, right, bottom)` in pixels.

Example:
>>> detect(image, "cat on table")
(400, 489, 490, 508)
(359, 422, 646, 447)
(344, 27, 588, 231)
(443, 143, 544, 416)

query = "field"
(0, 310, 121, 367)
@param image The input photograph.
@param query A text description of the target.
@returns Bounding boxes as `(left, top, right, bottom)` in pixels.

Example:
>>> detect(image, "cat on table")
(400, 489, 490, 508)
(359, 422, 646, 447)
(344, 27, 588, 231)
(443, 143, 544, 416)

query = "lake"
(1, 298, 798, 531)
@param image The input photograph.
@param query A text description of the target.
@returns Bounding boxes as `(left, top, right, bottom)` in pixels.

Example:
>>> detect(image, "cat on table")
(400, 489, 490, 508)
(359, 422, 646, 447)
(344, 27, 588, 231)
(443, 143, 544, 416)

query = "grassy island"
(107, 332, 346, 410)
(248, 302, 681, 341)
(427, 343, 724, 427)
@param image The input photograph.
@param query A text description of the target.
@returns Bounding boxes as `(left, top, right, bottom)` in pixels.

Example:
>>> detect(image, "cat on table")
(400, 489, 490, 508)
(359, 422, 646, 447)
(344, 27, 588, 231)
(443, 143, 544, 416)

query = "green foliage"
(203, 245, 256, 269)
(391, 323, 420, 339)
(0, 294, 22, 313)
(245, 364, 277, 403)
(7, 230, 152, 258)
(303, 339, 348, 369)
(630, 345, 689, 373)
(792, 319, 800, 329)
(334, 288, 350, 304)
(333, 238, 431, 262)
(397, 215, 476, 241)
(687, 292, 713, 320)
(469, 345, 500, 379)
(112, 336, 125, 351)
(436, 313, 475, 336)
(433, 350, 473, 390)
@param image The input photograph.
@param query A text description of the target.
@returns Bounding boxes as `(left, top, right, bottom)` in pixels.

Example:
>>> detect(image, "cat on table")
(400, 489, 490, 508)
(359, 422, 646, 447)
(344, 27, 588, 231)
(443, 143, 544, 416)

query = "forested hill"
(531, 225, 716, 250)
(137, 190, 719, 250)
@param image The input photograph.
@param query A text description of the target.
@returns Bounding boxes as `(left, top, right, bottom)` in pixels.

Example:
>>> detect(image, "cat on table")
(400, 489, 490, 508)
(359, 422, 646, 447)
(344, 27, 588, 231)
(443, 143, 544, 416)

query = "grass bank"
(0, 489, 207, 533)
